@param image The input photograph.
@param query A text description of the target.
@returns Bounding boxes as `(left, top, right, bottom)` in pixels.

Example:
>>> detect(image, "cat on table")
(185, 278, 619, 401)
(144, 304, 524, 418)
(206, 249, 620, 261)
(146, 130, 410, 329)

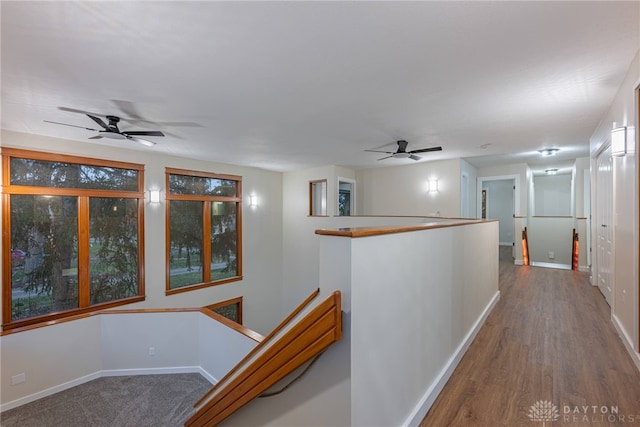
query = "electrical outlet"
(11, 373, 26, 385)
(148, 347, 155, 356)
(548, 251, 555, 259)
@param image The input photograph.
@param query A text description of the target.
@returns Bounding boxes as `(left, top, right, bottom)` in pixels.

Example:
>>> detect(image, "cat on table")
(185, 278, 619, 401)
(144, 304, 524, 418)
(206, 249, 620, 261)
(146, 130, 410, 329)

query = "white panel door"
(595, 146, 613, 306)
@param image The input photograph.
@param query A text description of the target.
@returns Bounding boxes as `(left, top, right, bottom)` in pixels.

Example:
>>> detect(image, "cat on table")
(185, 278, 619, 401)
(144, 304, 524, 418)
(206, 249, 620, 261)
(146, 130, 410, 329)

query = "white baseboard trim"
(0, 371, 101, 412)
(197, 367, 218, 385)
(514, 259, 524, 265)
(612, 314, 640, 373)
(578, 266, 590, 273)
(101, 366, 205, 378)
(402, 290, 501, 427)
(530, 261, 572, 270)
(0, 366, 216, 413)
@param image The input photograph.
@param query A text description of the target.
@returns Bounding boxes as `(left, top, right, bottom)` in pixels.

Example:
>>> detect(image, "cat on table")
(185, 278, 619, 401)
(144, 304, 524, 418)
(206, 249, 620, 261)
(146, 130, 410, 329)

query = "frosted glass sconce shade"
(149, 189, 161, 203)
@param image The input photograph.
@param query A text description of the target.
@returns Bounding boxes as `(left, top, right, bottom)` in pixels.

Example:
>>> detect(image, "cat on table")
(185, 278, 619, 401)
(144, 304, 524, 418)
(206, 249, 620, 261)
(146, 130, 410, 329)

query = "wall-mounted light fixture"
(539, 148, 559, 157)
(611, 126, 627, 157)
(249, 194, 258, 207)
(545, 168, 558, 175)
(149, 189, 161, 204)
(428, 179, 439, 193)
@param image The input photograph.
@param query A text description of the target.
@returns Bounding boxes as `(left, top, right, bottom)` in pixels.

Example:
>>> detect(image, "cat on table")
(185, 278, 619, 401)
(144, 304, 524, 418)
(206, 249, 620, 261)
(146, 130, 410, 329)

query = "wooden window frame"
(1, 148, 146, 331)
(165, 167, 243, 295)
(205, 296, 243, 325)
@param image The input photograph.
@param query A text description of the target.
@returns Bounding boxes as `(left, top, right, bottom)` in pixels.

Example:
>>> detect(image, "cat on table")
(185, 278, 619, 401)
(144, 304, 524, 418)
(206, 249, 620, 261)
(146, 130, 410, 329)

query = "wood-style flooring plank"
(420, 247, 640, 427)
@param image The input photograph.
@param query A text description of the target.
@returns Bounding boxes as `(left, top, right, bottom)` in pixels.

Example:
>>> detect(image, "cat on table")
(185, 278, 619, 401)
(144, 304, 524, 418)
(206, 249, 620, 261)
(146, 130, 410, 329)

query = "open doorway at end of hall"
(478, 176, 518, 262)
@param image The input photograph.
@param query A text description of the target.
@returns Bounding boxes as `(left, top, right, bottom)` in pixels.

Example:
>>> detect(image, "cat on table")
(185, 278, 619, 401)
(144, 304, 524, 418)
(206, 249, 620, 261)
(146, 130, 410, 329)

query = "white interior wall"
(527, 217, 575, 267)
(344, 221, 499, 427)
(355, 159, 462, 217)
(533, 174, 572, 216)
(0, 311, 259, 410)
(0, 316, 103, 409)
(589, 49, 639, 354)
(0, 130, 284, 336)
(101, 312, 199, 372)
(460, 159, 478, 218)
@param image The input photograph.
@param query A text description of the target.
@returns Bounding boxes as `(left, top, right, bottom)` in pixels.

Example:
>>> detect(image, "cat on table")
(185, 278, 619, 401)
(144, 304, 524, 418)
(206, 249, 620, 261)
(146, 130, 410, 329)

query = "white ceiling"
(2, 1, 638, 173)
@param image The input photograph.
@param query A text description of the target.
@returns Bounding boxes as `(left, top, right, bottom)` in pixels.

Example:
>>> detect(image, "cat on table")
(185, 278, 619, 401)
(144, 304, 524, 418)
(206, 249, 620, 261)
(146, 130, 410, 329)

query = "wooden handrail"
(186, 290, 342, 427)
(315, 219, 493, 238)
(198, 308, 264, 343)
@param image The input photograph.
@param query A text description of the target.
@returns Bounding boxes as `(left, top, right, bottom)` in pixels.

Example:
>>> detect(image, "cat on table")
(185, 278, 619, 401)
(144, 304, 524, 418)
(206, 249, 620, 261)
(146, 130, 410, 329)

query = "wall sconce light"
(538, 148, 559, 157)
(249, 194, 258, 207)
(545, 168, 558, 175)
(612, 126, 627, 157)
(149, 189, 161, 204)
(428, 179, 439, 193)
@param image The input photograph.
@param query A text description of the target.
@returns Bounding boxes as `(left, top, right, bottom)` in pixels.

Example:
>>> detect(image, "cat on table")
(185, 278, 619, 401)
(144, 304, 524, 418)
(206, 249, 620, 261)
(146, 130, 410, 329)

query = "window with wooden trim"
(1, 148, 145, 330)
(166, 168, 242, 294)
(206, 296, 243, 324)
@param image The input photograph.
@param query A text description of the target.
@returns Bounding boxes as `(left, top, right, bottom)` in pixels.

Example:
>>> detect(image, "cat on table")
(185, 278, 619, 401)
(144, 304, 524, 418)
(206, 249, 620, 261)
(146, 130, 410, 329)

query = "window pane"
(10, 195, 79, 321)
(10, 158, 138, 190)
(169, 174, 237, 197)
(212, 303, 239, 323)
(169, 200, 204, 289)
(210, 202, 238, 280)
(89, 198, 139, 304)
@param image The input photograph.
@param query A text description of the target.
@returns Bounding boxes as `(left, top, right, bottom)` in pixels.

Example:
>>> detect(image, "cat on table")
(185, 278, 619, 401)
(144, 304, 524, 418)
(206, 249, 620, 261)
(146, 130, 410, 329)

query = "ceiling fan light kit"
(538, 148, 559, 157)
(365, 139, 442, 161)
(45, 113, 164, 147)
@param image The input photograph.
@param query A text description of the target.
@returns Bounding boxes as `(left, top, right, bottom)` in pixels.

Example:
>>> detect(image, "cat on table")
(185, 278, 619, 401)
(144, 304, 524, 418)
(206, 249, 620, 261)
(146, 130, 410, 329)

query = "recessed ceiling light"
(539, 148, 559, 157)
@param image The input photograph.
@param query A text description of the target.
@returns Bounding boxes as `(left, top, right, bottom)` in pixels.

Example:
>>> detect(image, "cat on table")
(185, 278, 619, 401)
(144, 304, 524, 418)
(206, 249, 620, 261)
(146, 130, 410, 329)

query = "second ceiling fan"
(366, 140, 442, 161)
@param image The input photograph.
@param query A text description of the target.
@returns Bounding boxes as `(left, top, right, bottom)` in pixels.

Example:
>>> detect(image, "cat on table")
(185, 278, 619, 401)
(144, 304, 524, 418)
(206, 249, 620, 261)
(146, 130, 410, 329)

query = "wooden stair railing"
(185, 290, 342, 427)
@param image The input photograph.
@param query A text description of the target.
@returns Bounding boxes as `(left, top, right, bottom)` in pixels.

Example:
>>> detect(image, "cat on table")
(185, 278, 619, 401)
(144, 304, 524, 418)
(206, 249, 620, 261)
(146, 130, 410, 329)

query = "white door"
(595, 146, 613, 305)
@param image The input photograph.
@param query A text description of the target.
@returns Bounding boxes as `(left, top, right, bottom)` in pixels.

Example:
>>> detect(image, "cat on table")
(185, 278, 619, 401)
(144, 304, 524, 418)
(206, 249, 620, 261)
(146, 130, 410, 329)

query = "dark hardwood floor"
(420, 246, 640, 427)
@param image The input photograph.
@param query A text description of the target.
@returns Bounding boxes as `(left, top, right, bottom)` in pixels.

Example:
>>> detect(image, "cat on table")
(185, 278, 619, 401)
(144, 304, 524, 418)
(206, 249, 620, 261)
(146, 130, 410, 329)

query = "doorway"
(478, 175, 520, 260)
(595, 144, 613, 306)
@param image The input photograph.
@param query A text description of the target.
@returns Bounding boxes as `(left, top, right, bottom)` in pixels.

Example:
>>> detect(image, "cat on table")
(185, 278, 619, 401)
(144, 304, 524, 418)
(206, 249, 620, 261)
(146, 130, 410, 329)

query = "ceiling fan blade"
(58, 106, 104, 117)
(409, 146, 443, 154)
(88, 135, 103, 140)
(126, 135, 156, 146)
(409, 155, 421, 161)
(123, 130, 165, 137)
(86, 114, 109, 130)
(365, 149, 394, 154)
(110, 100, 202, 128)
(377, 155, 393, 161)
(44, 120, 100, 132)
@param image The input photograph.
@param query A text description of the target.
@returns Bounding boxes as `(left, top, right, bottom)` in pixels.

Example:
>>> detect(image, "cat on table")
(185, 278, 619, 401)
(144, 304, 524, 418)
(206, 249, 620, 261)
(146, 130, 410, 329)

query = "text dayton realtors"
(562, 405, 638, 424)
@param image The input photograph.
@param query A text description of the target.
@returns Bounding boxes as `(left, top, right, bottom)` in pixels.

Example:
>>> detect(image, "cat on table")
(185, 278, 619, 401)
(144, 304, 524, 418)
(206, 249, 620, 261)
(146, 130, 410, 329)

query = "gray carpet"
(0, 373, 212, 427)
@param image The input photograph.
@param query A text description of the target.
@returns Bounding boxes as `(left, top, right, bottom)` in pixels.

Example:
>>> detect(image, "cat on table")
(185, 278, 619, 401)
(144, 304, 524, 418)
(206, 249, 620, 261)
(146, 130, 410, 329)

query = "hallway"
(420, 247, 640, 426)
